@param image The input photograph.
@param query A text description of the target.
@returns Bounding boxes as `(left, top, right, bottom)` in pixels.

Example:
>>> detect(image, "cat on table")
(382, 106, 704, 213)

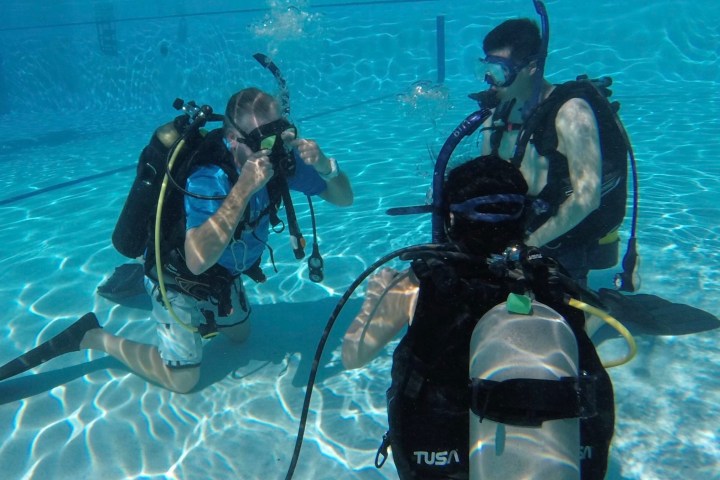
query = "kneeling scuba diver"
(282, 108, 639, 480)
(0, 53, 332, 382)
(97, 52, 326, 304)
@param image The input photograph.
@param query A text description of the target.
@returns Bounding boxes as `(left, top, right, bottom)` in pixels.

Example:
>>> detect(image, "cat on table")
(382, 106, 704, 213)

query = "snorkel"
(254, 52, 291, 118)
(523, 0, 549, 120)
(253, 53, 325, 276)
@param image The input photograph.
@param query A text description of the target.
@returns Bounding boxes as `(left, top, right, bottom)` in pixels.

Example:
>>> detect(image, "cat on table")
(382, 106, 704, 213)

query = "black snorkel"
(253, 53, 327, 278)
(253, 52, 291, 118)
(523, 0, 549, 121)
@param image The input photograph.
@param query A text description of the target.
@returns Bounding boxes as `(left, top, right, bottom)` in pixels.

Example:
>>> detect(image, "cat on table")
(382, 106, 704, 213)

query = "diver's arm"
(184, 153, 273, 275)
(318, 171, 353, 206)
(342, 268, 420, 369)
(526, 98, 602, 247)
(291, 138, 354, 206)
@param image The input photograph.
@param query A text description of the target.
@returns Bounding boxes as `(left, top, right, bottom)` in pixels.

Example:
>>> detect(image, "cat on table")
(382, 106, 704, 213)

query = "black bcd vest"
(493, 79, 630, 247)
(384, 251, 615, 480)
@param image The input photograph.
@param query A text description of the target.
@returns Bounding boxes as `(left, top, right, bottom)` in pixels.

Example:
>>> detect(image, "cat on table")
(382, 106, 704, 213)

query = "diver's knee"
(165, 366, 200, 393)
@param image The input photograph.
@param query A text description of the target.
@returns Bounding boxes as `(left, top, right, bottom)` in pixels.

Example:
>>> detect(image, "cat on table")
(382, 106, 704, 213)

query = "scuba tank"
(112, 120, 182, 258)
(469, 299, 581, 480)
(112, 100, 217, 258)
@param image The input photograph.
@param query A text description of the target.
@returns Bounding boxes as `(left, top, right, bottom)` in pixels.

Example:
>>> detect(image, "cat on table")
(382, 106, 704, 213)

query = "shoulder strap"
(510, 81, 582, 167)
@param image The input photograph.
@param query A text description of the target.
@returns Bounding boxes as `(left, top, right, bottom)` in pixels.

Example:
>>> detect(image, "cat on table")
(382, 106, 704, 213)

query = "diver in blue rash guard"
(80, 88, 352, 393)
(0, 88, 353, 392)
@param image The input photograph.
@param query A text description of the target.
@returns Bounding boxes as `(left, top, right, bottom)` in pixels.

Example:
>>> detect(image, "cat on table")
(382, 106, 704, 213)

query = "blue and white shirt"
(185, 150, 326, 275)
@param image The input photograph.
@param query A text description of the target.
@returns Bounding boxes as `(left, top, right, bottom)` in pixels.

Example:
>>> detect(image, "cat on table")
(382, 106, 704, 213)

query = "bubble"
(397, 80, 451, 123)
(250, 0, 323, 41)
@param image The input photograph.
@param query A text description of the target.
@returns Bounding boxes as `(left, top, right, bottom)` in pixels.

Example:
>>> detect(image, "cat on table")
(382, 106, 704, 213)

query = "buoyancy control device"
(377, 245, 622, 480)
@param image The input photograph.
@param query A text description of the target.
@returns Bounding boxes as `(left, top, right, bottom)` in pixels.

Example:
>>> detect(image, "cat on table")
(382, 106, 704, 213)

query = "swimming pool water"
(1, 1, 719, 479)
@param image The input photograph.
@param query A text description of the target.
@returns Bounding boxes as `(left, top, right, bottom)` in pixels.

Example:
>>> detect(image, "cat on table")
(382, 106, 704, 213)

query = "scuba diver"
(282, 97, 717, 480)
(465, 1, 720, 342)
(0, 86, 353, 392)
(471, 2, 634, 290)
(342, 154, 616, 479)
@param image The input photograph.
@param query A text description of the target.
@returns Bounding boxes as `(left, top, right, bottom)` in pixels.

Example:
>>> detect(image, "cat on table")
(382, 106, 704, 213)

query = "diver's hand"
(236, 149, 274, 195)
(289, 138, 332, 174)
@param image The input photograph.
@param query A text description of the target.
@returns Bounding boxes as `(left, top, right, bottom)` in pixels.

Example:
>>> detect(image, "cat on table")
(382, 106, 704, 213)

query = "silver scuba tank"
(469, 298, 581, 480)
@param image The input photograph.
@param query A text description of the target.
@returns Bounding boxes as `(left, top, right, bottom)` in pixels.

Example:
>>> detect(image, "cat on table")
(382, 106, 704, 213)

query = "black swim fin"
(97, 263, 146, 302)
(0, 312, 100, 381)
(596, 288, 720, 337)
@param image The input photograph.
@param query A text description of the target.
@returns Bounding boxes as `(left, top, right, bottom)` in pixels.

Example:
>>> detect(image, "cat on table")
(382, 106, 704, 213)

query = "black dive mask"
(244, 118, 297, 150)
(229, 117, 298, 177)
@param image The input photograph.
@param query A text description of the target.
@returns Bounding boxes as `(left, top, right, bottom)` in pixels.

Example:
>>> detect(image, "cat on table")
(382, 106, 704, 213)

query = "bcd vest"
(384, 252, 615, 480)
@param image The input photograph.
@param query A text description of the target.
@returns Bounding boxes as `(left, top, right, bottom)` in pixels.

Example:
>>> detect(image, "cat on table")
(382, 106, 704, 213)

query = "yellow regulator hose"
(154, 138, 198, 334)
(567, 296, 637, 368)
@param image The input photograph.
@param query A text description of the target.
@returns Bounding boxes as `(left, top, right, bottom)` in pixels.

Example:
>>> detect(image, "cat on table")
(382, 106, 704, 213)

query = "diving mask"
(475, 55, 533, 88)
(226, 114, 297, 151)
(228, 117, 298, 176)
(450, 194, 527, 223)
(239, 118, 297, 152)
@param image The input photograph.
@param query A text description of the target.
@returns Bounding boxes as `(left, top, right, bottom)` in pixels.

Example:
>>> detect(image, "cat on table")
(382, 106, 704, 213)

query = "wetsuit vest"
(492, 79, 629, 248)
(384, 251, 615, 480)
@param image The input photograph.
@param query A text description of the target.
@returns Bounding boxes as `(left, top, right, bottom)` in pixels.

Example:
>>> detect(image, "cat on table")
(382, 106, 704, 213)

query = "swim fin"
(97, 263, 146, 302)
(0, 312, 100, 381)
(596, 288, 720, 336)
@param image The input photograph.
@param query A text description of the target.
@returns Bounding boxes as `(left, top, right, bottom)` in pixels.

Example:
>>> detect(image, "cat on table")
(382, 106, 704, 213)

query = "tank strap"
(469, 374, 597, 427)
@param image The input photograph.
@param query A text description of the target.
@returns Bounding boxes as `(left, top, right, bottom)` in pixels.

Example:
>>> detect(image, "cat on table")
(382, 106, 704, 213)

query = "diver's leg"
(80, 329, 199, 393)
(81, 278, 205, 393)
